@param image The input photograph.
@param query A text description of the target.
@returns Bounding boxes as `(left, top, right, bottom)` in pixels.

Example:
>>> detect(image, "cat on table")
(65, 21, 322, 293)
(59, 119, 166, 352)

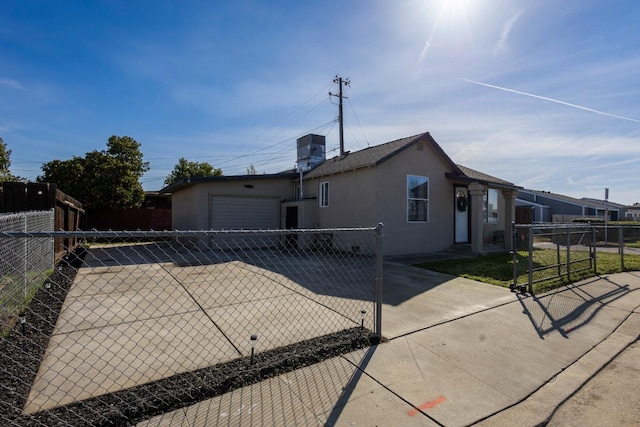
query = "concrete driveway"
(24, 244, 375, 414)
(138, 263, 640, 426)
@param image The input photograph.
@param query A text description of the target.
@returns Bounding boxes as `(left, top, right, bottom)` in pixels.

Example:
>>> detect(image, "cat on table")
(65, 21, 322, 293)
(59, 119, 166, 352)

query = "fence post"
(592, 226, 597, 274)
(566, 227, 571, 280)
(22, 213, 28, 299)
(375, 222, 384, 338)
(619, 226, 625, 271)
(511, 222, 517, 291)
(528, 224, 533, 294)
(556, 237, 561, 277)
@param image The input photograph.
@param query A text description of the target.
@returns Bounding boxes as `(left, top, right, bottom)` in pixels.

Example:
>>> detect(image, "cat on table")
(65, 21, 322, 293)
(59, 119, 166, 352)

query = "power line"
(347, 97, 370, 148)
(222, 82, 334, 161)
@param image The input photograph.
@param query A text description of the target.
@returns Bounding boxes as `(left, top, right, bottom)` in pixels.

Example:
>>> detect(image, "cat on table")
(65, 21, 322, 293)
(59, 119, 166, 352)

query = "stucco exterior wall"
(171, 185, 202, 230)
(171, 177, 295, 232)
(374, 143, 455, 255)
(281, 199, 317, 229)
(305, 167, 378, 229)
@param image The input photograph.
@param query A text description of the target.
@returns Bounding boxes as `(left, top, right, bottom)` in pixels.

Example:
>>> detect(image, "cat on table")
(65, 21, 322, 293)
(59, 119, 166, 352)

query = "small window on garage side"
(320, 182, 329, 207)
(407, 175, 429, 222)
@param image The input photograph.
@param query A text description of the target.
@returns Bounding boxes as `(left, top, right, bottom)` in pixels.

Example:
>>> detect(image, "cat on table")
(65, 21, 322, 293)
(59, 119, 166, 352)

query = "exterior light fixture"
(250, 334, 258, 364)
(18, 312, 26, 335)
(360, 310, 366, 328)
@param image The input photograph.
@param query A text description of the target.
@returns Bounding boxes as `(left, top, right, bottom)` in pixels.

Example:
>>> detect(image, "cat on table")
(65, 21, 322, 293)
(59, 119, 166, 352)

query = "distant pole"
(605, 188, 609, 245)
(330, 75, 350, 156)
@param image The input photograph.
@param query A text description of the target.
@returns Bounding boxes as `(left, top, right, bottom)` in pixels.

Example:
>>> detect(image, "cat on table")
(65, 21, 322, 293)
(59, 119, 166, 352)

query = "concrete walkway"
(138, 265, 640, 426)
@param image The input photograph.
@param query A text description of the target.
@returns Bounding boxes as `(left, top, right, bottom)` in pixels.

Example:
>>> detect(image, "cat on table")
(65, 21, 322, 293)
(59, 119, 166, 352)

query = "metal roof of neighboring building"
(518, 188, 619, 210)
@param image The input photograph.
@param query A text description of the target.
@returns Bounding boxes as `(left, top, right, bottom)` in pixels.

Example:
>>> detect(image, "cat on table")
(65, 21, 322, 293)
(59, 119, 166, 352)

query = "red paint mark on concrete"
(408, 396, 447, 416)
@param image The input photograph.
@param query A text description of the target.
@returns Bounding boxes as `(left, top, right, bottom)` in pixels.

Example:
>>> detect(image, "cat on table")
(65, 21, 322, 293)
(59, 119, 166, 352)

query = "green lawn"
(416, 249, 640, 293)
(1, 269, 52, 337)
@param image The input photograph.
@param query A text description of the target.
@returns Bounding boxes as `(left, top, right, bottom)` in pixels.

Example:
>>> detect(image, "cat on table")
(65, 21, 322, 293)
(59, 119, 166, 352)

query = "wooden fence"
(86, 207, 171, 231)
(0, 182, 84, 262)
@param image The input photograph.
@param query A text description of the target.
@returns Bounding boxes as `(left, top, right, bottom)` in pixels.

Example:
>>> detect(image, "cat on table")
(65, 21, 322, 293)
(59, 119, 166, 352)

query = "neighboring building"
(624, 203, 640, 221)
(161, 132, 521, 256)
(143, 191, 172, 209)
(516, 189, 623, 223)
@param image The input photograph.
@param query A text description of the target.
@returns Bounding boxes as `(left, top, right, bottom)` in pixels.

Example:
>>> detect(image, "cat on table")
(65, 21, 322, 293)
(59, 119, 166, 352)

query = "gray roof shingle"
(304, 132, 463, 179)
(455, 164, 516, 187)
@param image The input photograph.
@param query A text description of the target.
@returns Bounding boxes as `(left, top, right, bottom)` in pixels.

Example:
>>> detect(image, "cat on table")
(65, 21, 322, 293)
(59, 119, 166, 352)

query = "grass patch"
(417, 249, 640, 293)
(1, 269, 53, 337)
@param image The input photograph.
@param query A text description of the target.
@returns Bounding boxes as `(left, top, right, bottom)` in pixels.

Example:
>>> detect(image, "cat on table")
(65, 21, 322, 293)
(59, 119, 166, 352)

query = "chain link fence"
(0, 210, 54, 336)
(512, 224, 640, 293)
(0, 227, 382, 426)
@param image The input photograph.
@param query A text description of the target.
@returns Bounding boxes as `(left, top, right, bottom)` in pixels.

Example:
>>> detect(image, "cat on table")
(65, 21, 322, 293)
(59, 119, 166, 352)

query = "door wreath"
(457, 195, 468, 212)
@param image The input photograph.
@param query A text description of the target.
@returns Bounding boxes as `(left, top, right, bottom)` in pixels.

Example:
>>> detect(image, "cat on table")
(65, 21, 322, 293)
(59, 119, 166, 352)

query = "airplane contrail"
(463, 79, 640, 123)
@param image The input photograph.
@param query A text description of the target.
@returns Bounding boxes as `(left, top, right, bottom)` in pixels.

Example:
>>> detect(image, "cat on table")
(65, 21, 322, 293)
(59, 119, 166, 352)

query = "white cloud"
(0, 78, 23, 90)
(494, 10, 524, 54)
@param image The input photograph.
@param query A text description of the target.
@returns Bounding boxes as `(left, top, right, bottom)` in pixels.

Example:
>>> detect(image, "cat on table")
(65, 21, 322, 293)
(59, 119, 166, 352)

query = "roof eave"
(375, 132, 465, 176)
(445, 172, 521, 190)
(159, 172, 299, 194)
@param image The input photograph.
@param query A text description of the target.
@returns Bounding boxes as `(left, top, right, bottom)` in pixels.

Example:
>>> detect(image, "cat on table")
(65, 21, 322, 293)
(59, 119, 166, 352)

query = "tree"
(164, 158, 222, 186)
(246, 163, 257, 175)
(0, 137, 18, 182)
(38, 135, 150, 209)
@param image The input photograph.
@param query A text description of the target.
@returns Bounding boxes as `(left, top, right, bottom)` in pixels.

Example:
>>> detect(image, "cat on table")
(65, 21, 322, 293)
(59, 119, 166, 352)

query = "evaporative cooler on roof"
(296, 134, 326, 172)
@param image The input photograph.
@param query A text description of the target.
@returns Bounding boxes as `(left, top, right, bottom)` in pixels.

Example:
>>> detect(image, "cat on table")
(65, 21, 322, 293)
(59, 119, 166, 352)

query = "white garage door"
(209, 196, 279, 230)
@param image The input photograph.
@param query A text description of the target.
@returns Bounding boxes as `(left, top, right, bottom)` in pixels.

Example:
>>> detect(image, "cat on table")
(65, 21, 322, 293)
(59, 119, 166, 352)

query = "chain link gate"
(0, 226, 383, 426)
(512, 223, 640, 294)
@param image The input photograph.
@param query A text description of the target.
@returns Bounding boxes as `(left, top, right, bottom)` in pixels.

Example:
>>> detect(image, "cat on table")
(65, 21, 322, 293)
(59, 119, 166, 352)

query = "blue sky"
(1, 0, 639, 204)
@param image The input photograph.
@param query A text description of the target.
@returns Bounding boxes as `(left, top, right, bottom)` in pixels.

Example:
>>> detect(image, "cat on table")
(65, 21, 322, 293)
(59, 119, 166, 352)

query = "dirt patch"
(0, 247, 380, 426)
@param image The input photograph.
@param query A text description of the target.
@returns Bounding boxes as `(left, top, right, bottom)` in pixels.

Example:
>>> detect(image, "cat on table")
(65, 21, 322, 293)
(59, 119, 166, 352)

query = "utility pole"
(330, 75, 350, 156)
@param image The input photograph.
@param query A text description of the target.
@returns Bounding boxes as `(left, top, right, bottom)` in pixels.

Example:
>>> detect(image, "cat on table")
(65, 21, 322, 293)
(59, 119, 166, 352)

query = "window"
(484, 188, 499, 223)
(407, 175, 429, 222)
(320, 182, 329, 207)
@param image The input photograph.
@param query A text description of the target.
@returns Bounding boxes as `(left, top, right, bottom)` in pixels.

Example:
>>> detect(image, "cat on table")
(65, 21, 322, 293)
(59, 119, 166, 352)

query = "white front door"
(455, 187, 469, 243)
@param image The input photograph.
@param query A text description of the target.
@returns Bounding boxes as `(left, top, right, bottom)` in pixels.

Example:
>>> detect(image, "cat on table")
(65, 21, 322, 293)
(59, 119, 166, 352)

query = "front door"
(285, 206, 299, 249)
(454, 186, 469, 243)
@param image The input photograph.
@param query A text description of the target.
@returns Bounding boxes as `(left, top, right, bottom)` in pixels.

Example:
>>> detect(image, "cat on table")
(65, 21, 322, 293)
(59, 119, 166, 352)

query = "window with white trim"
(320, 181, 329, 207)
(483, 188, 499, 223)
(407, 175, 429, 222)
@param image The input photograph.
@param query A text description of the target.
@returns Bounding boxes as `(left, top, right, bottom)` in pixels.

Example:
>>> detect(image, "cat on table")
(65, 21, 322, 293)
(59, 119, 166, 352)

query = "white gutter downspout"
(299, 169, 303, 200)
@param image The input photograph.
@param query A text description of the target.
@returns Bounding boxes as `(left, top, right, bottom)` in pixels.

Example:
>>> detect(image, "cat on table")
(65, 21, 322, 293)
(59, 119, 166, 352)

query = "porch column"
(469, 183, 485, 254)
(501, 189, 519, 251)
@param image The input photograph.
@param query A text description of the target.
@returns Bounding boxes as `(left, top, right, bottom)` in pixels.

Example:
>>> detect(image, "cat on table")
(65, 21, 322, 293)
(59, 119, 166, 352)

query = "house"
(516, 189, 622, 223)
(624, 203, 640, 221)
(161, 132, 521, 256)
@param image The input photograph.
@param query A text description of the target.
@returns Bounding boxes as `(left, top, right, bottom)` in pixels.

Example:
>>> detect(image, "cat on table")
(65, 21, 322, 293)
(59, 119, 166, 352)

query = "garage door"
(209, 196, 279, 230)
